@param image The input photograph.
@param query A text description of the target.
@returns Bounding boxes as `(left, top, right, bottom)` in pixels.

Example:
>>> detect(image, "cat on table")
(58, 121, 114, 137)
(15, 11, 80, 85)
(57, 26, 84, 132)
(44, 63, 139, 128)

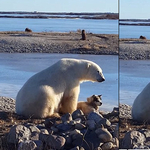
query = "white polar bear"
(15, 58, 105, 118)
(132, 82, 150, 122)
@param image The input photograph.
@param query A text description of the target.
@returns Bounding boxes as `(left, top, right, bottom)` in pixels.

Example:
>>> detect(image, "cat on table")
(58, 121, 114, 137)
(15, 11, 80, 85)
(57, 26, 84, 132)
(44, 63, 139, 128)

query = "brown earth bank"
(0, 31, 118, 56)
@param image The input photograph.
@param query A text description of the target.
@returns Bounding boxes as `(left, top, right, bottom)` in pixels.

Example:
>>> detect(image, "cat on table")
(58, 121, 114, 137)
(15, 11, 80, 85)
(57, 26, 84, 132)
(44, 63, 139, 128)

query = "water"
(119, 24, 150, 39)
(0, 53, 118, 111)
(120, 60, 150, 106)
(0, 18, 118, 34)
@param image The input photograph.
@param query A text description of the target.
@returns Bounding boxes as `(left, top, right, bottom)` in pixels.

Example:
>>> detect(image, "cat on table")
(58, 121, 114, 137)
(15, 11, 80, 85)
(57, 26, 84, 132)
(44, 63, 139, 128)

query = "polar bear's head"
(85, 61, 105, 82)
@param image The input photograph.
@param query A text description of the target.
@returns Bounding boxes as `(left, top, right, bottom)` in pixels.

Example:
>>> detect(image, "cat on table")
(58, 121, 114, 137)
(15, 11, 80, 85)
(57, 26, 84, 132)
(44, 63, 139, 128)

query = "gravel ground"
(0, 31, 118, 55)
(119, 39, 150, 60)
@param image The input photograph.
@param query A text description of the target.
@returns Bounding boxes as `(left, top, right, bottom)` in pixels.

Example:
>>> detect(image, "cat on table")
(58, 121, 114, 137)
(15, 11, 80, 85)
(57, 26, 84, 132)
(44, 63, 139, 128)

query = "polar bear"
(77, 95, 102, 115)
(16, 58, 105, 118)
(132, 82, 150, 122)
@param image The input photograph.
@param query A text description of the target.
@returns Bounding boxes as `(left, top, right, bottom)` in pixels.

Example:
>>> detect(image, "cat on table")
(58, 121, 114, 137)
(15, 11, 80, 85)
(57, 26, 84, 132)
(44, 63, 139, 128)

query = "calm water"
(0, 18, 118, 34)
(0, 53, 118, 111)
(120, 24, 150, 39)
(120, 60, 150, 105)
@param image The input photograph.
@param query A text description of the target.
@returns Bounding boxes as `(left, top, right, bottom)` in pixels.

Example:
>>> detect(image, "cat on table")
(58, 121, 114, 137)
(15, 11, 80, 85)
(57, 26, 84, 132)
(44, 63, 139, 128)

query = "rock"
(70, 146, 80, 150)
(18, 140, 37, 150)
(40, 134, 65, 150)
(72, 134, 83, 147)
(61, 113, 72, 123)
(139, 35, 146, 39)
(122, 131, 146, 149)
(119, 104, 132, 119)
(44, 118, 54, 128)
(101, 142, 114, 150)
(84, 130, 103, 149)
(72, 109, 84, 120)
(30, 131, 39, 141)
(25, 124, 40, 133)
(113, 123, 119, 138)
(51, 126, 59, 133)
(75, 123, 86, 130)
(34, 140, 43, 150)
(95, 127, 112, 142)
(65, 135, 72, 145)
(69, 129, 81, 136)
(94, 147, 102, 150)
(87, 112, 103, 123)
(40, 129, 49, 135)
(86, 119, 96, 130)
(56, 123, 72, 132)
(25, 28, 32, 32)
(7, 125, 31, 144)
(81, 30, 86, 40)
(96, 118, 111, 128)
(112, 137, 119, 148)
(139, 129, 150, 138)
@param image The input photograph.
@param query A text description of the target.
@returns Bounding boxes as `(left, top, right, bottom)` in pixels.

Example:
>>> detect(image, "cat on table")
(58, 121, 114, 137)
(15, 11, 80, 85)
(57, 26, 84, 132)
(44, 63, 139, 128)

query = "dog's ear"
(98, 95, 102, 98)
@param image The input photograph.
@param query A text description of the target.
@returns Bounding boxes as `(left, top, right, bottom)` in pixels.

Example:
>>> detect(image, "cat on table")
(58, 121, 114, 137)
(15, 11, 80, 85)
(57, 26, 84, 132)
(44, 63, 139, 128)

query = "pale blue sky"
(120, 0, 150, 19)
(0, 0, 118, 13)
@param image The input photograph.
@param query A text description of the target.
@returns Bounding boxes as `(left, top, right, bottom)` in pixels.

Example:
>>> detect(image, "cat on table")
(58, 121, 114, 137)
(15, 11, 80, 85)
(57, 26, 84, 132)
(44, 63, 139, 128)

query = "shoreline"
(0, 31, 150, 60)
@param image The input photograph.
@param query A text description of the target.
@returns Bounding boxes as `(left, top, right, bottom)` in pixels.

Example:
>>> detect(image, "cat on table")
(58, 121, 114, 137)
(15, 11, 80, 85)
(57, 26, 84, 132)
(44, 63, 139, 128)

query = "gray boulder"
(7, 125, 31, 144)
(122, 131, 146, 149)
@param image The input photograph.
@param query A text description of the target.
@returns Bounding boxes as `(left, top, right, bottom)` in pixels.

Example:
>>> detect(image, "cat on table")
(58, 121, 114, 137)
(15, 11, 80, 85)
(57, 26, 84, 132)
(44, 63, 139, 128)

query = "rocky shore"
(0, 31, 118, 55)
(0, 31, 150, 60)
(0, 96, 119, 150)
(119, 38, 150, 60)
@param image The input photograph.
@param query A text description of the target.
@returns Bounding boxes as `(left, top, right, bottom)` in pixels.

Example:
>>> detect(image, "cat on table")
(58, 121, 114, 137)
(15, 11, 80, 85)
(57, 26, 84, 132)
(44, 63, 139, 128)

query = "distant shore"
(0, 12, 119, 20)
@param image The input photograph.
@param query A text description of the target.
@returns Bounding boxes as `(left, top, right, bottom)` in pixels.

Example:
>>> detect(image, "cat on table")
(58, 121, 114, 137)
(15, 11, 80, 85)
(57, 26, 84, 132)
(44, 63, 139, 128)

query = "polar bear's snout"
(97, 75, 105, 82)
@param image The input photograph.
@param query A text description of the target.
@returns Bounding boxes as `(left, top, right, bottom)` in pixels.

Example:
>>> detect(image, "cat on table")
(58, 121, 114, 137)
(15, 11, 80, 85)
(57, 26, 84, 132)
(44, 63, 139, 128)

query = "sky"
(120, 0, 150, 19)
(0, 0, 118, 13)
(0, 0, 149, 19)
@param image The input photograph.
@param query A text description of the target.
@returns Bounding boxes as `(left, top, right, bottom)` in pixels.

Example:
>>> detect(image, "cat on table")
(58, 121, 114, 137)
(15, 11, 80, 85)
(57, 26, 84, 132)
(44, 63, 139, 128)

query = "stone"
(81, 30, 86, 40)
(34, 140, 43, 150)
(139, 129, 150, 138)
(61, 113, 72, 123)
(40, 129, 49, 135)
(69, 129, 81, 137)
(101, 142, 114, 150)
(44, 118, 54, 128)
(95, 127, 112, 142)
(84, 130, 103, 149)
(25, 124, 40, 133)
(70, 146, 80, 150)
(87, 112, 103, 123)
(30, 131, 39, 141)
(56, 123, 72, 132)
(72, 109, 84, 120)
(75, 123, 86, 130)
(40, 133, 65, 150)
(112, 137, 119, 148)
(122, 131, 146, 149)
(86, 120, 96, 130)
(96, 118, 111, 128)
(46, 135, 66, 150)
(18, 140, 37, 150)
(7, 125, 31, 144)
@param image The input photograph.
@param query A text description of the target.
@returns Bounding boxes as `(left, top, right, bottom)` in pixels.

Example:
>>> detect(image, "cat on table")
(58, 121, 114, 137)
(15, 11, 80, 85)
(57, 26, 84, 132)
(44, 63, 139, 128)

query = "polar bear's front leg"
(59, 86, 80, 114)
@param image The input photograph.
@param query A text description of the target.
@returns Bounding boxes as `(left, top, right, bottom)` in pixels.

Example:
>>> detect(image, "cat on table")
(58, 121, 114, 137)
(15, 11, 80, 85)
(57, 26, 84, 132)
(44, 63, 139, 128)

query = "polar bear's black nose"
(102, 78, 105, 81)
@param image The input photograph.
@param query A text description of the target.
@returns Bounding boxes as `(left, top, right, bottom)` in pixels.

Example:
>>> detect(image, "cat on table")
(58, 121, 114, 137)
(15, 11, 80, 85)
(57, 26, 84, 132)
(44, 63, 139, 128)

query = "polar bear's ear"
(87, 63, 91, 69)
